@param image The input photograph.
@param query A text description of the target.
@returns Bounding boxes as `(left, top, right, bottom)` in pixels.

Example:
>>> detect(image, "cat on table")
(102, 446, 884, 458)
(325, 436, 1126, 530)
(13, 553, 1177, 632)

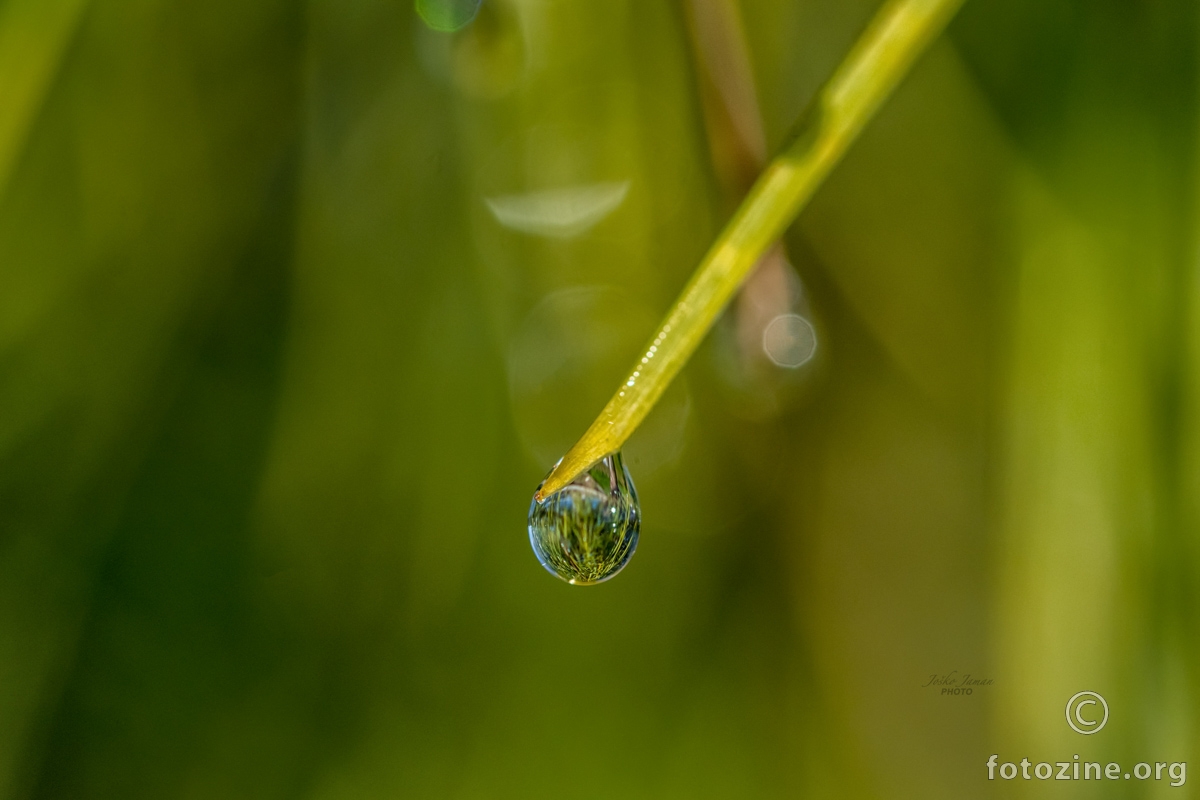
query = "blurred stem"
(536, 0, 965, 500)
(682, 0, 798, 375)
(0, 0, 88, 199)
(681, 0, 768, 196)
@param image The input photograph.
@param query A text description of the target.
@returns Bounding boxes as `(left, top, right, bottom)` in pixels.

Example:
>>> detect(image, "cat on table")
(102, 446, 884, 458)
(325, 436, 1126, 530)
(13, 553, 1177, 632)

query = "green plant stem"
(536, 0, 965, 501)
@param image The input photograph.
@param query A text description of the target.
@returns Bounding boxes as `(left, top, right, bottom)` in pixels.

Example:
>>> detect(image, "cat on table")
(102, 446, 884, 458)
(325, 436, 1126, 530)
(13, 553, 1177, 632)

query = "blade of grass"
(536, 0, 965, 500)
(0, 0, 89, 199)
(682, 0, 807, 396)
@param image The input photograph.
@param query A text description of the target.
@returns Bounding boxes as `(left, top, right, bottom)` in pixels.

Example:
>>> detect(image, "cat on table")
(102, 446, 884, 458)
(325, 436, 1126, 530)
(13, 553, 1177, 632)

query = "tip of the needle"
(536, 445, 602, 502)
(534, 470, 567, 503)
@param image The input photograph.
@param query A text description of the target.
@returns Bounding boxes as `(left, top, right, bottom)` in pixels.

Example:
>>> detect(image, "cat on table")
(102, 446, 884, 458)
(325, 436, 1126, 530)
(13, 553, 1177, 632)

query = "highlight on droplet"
(485, 181, 630, 239)
(415, 0, 482, 32)
(528, 452, 640, 585)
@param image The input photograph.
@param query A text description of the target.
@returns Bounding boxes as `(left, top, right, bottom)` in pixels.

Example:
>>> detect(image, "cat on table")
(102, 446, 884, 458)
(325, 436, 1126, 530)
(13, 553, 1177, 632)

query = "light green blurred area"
(0, 0, 1197, 798)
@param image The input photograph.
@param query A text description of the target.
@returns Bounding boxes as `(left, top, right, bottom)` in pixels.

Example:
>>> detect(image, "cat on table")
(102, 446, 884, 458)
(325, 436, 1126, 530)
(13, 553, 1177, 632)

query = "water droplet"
(528, 452, 639, 585)
(415, 0, 482, 32)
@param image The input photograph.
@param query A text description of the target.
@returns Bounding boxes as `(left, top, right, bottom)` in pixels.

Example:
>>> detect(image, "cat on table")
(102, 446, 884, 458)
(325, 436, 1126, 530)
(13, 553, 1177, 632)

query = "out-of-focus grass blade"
(0, 0, 301, 795)
(0, 0, 88, 197)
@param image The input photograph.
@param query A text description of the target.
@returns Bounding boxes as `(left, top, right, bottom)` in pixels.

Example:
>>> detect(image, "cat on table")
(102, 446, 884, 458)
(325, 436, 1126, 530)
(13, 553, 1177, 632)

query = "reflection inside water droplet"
(528, 452, 639, 585)
(415, 0, 481, 32)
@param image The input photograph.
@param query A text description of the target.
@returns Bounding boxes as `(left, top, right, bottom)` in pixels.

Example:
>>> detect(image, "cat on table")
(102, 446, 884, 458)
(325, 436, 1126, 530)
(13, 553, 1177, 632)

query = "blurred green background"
(1, 0, 1198, 797)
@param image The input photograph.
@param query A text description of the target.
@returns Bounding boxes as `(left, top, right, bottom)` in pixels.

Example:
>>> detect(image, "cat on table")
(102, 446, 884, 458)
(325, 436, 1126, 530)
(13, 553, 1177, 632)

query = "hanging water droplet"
(415, 0, 482, 32)
(528, 452, 640, 585)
